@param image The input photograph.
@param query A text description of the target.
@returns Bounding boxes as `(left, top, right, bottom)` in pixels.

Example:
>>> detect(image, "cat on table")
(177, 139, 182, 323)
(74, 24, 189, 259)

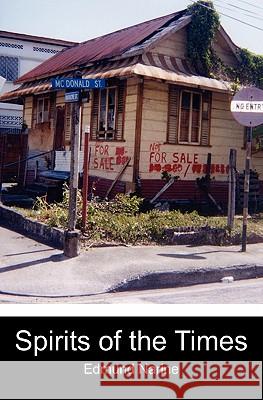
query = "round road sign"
(231, 87, 263, 127)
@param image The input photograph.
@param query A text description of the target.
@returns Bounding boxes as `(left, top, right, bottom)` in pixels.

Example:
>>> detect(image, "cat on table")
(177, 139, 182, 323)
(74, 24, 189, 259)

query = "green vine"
(187, 1, 220, 76)
(187, 0, 263, 88)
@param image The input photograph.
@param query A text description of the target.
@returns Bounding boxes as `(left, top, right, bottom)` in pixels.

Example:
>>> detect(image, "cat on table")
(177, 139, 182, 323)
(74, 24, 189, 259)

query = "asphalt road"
(0, 278, 262, 303)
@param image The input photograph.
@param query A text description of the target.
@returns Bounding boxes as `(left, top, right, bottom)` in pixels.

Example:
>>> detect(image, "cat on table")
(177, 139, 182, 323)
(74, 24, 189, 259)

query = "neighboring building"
(0, 30, 76, 132)
(0, 30, 75, 180)
(1, 10, 262, 207)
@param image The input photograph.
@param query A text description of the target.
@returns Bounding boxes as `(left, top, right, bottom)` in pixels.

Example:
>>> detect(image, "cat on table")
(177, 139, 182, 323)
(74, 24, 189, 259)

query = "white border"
(0, 304, 262, 316)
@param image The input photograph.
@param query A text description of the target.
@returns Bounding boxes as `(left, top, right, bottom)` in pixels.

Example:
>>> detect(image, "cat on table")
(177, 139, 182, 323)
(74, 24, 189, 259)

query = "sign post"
(81, 128, 90, 232)
(231, 87, 263, 252)
(63, 97, 82, 258)
(52, 77, 106, 257)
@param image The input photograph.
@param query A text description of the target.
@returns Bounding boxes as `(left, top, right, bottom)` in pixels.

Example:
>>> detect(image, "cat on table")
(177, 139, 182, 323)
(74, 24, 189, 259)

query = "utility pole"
(64, 98, 82, 258)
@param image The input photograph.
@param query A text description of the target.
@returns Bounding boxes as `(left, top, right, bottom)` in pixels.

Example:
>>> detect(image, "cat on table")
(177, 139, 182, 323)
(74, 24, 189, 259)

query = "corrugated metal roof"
(0, 52, 231, 102)
(16, 11, 183, 83)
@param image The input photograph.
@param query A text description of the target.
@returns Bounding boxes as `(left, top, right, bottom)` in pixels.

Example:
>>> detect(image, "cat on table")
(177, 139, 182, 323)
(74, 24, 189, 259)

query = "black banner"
(0, 316, 261, 361)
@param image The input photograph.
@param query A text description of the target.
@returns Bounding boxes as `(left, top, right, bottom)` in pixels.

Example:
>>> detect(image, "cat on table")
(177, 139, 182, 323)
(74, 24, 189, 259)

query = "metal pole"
(227, 149, 236, 231)
(81, 130, 90, 232)
(64, 100, 82, 257)
(241, 126, 252, 252)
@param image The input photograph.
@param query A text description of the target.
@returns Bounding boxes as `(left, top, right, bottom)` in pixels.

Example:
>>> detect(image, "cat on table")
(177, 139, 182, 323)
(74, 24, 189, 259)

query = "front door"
(54, 106, 65, 150)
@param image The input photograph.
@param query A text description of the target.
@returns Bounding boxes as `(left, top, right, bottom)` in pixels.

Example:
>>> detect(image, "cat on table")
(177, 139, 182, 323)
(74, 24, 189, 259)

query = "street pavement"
(0, 278, 262, 303)
(0, 225, 263, 298)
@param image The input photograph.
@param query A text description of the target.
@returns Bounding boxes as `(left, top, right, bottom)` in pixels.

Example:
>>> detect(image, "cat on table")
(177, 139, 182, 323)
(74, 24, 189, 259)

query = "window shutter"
(200, 91, 212, 146)
(116, 80, 126, 140)
(64, 103, 72, 146)
(91, 89, 99, 140)
(167, 85, 179, 144)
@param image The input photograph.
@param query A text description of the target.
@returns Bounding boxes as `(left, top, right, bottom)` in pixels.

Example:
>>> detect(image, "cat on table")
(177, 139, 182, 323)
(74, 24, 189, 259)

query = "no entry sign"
(231, 87, 263, 127)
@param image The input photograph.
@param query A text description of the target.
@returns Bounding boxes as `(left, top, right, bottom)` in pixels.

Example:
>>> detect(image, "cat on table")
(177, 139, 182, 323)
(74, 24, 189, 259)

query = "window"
(37, 97, 50, 124)
(91, 81, 126, 141)
(0, 56, 19, 81)
(179, 91, 202, 144)
(98, 87, 117, 140)
(167, 85, 211, 146)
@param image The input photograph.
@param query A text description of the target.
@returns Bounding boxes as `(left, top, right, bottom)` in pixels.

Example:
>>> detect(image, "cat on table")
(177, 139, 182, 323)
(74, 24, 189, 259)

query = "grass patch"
(15, 190, 263, 246)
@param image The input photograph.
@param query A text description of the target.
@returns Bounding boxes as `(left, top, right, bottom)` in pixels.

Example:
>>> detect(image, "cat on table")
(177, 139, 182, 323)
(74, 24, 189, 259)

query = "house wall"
(88, 77, 140, 190)
(138, 79, 263, 202)
(151, 28, 187, 58)
(24, 95, 55, 183)
(139, 80, 246, 181)
(212, 32, 239, 68)
(151, 28, 238, 69)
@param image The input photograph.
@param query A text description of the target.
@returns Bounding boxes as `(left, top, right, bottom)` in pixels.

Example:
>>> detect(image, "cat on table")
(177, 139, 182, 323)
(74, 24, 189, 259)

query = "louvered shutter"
(167, 85, 179, 144)
(200, 91, 212, 146)
(91, 89, 99, 140)
(64, 103, 72, 146)
(115, 80, 126, 140)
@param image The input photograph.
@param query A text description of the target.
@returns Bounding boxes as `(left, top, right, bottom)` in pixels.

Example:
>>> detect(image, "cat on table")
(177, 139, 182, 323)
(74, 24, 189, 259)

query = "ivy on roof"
(187, 0, 263, 88)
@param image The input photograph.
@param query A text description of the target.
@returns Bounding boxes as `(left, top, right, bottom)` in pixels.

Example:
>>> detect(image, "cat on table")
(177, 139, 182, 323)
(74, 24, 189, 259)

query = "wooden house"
(1, 9, 262, 207)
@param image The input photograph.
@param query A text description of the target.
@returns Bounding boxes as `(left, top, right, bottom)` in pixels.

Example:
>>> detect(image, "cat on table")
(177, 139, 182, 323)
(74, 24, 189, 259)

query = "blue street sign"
(65, 91, 79, 103)
(51, 78, 106, 90)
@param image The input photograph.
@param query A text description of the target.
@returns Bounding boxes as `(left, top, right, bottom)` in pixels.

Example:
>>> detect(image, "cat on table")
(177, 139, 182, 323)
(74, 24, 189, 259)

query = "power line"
(235, 0, 263, 12)
(216, 0, 263, 17)
(214, 0, 263, 21)
(230, 4, 262, 16)
(190, 1, 263, 32)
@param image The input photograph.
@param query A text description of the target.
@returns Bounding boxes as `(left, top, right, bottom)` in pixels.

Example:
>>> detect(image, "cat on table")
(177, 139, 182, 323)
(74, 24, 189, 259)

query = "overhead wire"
(215, 0, 263, 17)
(190, 1, 263, 32)
(213, 1, 263, 22)
(235, 0, 263, 12)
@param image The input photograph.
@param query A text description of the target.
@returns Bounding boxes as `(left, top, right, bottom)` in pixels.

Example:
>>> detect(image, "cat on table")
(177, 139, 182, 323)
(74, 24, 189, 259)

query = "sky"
(0, 0, 263, 54)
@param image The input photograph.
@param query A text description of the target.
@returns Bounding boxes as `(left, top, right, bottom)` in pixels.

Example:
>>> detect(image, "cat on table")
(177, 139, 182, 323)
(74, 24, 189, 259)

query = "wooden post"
(227, 149, 237, 231)
(206, 152, 212, 180)
(64, 100, 82, 257)
(242, 126, 252, 252)
(81, 130, 90, 232)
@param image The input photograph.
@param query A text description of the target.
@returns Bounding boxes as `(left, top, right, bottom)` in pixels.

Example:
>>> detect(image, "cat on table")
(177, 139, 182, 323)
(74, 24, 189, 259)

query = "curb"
(0, 263, 262, 298)
(110, 264, 263, 293)
(0, 204, 64, 249)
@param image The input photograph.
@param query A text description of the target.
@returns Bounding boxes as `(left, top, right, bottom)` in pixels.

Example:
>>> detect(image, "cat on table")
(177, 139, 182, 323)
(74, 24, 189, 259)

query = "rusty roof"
(0, 51, 231, 102)
(0, 30, 76, 47)
(16, 10, 184, 83)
